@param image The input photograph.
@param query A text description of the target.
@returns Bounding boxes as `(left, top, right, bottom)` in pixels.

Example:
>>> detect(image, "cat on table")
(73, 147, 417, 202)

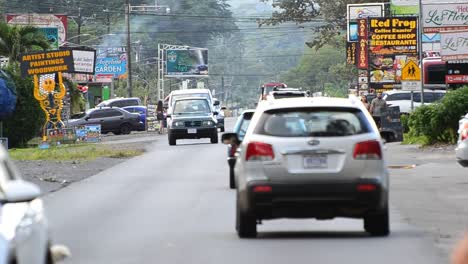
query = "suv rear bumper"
(169, 127, 217, 139)
(242, 179, 387, 220)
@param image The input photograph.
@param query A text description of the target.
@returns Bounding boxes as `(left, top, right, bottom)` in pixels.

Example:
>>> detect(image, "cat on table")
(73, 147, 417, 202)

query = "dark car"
(67, 107, 143, 135)
(167, 97, 218, 145)
(223, 109, 255, 189)
(122, 106, 147, 130)
(96, 97, 142, 108)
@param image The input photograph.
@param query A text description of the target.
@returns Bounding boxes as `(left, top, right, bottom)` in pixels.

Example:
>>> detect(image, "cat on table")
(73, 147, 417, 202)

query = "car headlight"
(173, 121, 185, 127)
(202, 120, 214, 126)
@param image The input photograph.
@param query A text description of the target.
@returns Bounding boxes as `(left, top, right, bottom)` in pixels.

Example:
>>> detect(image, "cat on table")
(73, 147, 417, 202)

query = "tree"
(0, 22, 50, 62)
(259, 0, 385, 50)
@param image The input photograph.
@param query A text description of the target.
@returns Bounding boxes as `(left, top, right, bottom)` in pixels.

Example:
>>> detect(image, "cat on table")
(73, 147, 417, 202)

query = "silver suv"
(223, 97, 389, 238)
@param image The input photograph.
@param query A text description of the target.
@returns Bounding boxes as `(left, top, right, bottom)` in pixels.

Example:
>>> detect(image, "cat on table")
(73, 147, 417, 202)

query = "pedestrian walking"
(370, 92, 387, 128)
(361, 95, 371, 111)
(156, 100, 165, 134)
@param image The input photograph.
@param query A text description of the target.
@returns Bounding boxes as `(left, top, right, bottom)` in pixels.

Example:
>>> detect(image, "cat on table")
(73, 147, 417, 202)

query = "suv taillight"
(353, 140, 382, 160)
(462, 123, 468, 141)
(246, 142, 274, 161)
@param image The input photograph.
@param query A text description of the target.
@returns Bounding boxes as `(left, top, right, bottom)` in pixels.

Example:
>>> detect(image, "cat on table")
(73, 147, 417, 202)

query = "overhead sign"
(6, 14, 68, 45)
(347, 3, 384, 42)
(401, 60, 421, 81)
(402, 81, 421, 91)
(390, 0, 418, 15)
(423, 3, 468, 34)
(20, 48, 96, 77)
(357, 19, 369, 70)
(166, 48, 209, 77)
(440, 30, 468, 61)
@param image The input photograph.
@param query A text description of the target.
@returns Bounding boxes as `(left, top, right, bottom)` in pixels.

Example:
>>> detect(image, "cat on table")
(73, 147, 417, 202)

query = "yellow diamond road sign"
(401, 60, 421, 81)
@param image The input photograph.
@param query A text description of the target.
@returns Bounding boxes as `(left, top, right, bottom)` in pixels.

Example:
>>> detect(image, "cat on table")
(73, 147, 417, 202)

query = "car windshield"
(255, 108, 370, 137)
(173, 99, 211, 115)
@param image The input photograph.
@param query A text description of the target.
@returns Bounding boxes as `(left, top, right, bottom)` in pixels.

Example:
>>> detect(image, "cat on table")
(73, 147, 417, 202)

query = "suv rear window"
(272, 92, 306, 99)
(255, 108, 371, 137)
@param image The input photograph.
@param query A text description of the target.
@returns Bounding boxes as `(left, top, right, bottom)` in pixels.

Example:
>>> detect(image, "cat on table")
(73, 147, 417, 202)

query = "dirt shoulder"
(13, 135, 158, 194)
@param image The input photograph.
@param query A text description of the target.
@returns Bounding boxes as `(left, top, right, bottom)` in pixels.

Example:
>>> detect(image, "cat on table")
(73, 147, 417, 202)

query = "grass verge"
(9, 144, 144, 161)
(402, 133, 431, 146)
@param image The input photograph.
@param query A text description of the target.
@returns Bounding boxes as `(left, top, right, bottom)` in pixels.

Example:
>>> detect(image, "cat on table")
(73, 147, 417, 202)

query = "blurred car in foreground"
(122, 106, 147, 130)
(68, 107, 143, 134)
(167, 97, 218, 145)
(223, 97, 389, 238)
(224, 109, 255, 189)
(0, 146, 65, 263)
(456, 113, 468, 167)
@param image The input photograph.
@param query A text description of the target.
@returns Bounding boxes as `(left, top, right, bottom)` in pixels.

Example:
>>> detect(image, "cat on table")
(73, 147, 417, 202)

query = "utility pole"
(418, 0, 425, 105)
(77, 7, 82, 44)
(104, 8, 110, 34)
(125, 0, 133, 97)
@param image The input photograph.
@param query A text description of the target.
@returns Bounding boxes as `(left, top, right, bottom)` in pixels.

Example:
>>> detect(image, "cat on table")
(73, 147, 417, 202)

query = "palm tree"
(0, 22, 50, 63)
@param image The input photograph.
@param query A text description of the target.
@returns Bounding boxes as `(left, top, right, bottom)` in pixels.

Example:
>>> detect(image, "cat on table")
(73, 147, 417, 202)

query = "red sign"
(446, 75, 468, 84)
(357, 19, 369, 69)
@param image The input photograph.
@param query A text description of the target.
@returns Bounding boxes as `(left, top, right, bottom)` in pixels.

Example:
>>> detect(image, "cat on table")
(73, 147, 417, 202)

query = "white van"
(166, 89, 219, 114)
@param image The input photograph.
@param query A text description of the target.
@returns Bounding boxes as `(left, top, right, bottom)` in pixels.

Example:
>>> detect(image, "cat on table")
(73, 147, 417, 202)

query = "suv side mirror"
(213, 100, 220, 106)
(222, 133, 240, 145)
(213, 111, 219, 116)
(1, 180, 41, 203)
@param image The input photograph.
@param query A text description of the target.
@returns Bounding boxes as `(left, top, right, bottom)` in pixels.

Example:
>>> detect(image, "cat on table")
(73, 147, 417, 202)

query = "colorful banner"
(166, 48, 209, 77)
(440, 30, 468, 61)
(6, 14, 68, 45)
(346, 42, 357, 65)
(423, 3, 468, 34)
(357, 19, 369, 70)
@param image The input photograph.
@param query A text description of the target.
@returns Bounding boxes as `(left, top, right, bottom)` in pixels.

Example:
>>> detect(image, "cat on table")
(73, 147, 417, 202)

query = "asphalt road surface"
(44, 120, 445, 264)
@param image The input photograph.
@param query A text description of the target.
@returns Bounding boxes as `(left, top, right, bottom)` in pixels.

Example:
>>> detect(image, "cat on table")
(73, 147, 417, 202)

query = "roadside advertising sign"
(357, 19, 369, 70)
(440, 30, 468, 61)
(346, 42, 358, 65)
(6, 14, 68, 45)
(390, 0, 419, 15)
(423, 3, 468, 34)
(38, 27, 59, 50)
(166, 48, 209, 77)
(446, 75, 468, 84)
(347, 3, 384, 42)
(95, 47, 127, 80)
(368, 17, 419, 91)
(46, 128, 76, 144)
(19, 49, 96, 77)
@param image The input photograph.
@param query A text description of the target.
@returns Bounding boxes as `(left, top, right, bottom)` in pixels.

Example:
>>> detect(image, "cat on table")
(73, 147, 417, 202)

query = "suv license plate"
(303, 155, 327, 168)
(187, 128, 197, 134)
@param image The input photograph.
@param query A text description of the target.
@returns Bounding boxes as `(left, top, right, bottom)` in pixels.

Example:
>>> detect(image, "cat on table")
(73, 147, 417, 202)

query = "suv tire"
(168, 133, 176, 146)
(364, 206, 390, 236)
(210, 133, 218, 144)
(120, 123, 132, 135)
(236, 196, 257, 238)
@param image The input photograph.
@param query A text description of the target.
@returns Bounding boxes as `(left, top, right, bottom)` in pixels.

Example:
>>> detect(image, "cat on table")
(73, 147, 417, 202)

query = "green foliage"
(405, 86, 468, 145)
(2, 66, 44, 148)
(63, 78, 86, 114)
(0, 22, 50, 62)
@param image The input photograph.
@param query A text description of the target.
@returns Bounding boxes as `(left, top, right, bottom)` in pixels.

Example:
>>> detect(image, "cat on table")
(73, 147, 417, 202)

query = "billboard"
(368, 17, 419, 90)
(95, 47, 127, 80)
(38, 27, 59, 50)
(20, 49, 96, 77)
(440, 30, 468, 61)
(6, 14, 67, 45)
(423, 3, 468, 34)
(166, 48, 208, 77)
(347, 3, 384, 42)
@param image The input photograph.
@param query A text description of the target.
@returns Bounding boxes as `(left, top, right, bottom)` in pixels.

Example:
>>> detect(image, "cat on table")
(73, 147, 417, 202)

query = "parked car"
(0, 146, 63, 264)
(96, 97, 142, 108)
(223, 97, 389, 238)
(122, 106, 147, 130)
(223, 109, 255, 189)
(67, 107, 143, 134)
(167, 97, 218, 145)
(456, 113, 468, 167)
(382, 90, 446, 114)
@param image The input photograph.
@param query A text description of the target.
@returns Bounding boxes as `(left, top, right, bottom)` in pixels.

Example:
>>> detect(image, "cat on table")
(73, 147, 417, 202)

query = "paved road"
(44, 121, 444, 264)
